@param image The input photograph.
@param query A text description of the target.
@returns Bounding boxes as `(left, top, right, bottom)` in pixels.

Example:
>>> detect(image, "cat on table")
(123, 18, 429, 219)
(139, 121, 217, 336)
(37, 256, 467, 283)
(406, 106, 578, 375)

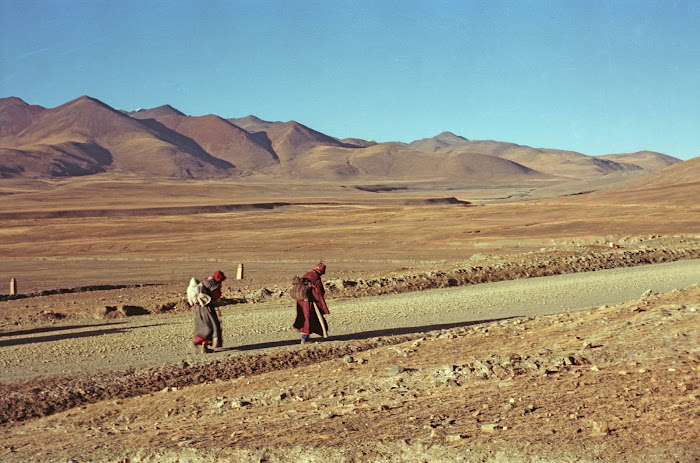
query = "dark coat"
(193, 277, 223, 344)
(193, 304, 222, 343)
(293, 269, 329, 336)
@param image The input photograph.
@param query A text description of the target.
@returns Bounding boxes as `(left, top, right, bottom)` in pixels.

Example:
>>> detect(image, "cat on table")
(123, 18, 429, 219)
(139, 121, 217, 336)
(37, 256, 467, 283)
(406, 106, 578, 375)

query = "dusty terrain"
(0, 172, 698, 462)
(0, 260, 698, 462)
(0, 171, 697, 293)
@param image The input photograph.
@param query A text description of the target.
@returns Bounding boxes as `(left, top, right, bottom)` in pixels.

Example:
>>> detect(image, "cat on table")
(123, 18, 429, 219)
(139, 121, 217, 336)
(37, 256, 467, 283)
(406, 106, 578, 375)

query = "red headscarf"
(212, 270, 226, 282)
(315, 262, 326, 274)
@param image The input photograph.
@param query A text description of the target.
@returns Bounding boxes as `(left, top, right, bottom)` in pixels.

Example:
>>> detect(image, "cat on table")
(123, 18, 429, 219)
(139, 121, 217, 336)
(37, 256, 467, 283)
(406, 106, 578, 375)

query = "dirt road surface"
(2, 260, 697, 380)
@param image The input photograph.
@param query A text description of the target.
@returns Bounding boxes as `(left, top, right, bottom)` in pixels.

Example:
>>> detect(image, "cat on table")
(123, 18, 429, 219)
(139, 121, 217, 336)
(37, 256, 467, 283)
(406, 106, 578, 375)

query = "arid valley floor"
(0, 173, 698, 462)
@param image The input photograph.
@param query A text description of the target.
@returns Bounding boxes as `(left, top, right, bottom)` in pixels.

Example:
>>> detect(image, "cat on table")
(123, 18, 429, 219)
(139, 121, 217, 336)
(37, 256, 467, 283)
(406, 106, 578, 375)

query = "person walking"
(191, 270, 226, 353)
(293, 262, 330, 344)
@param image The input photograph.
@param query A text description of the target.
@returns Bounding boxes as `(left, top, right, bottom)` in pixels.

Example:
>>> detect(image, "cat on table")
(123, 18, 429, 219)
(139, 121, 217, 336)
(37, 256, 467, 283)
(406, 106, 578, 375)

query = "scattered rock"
(119, 305, 149, 316)
(480, 424, 501, 433)
(385, 365, 405, 376)
(95, 305, 117, 319)
(591, 420, 610, 436)
(677, 382, 695, 392)
(246, 288, 273, 301)
(153, 301, 177, 313)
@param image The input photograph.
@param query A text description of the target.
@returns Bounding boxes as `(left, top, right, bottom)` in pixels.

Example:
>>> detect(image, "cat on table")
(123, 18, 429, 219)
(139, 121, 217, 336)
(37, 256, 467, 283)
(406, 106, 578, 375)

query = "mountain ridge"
(0, 96, 685, 182)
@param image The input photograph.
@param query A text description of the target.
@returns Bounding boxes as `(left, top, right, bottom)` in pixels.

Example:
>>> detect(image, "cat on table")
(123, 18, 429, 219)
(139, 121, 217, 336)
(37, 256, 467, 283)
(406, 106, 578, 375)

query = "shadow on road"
(0, 322, 129, 338)
(222, 317, 512, 352)
(0, 323, 169, 347)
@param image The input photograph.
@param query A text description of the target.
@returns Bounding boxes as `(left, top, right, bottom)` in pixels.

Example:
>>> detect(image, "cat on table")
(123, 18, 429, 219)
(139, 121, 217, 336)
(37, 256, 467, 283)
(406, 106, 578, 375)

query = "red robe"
(293, 269, 329, 337)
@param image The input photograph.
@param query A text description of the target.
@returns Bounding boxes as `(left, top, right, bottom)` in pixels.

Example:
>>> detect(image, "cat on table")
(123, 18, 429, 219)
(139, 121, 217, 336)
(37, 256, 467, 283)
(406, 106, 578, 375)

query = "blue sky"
(1, 0, 698, 160)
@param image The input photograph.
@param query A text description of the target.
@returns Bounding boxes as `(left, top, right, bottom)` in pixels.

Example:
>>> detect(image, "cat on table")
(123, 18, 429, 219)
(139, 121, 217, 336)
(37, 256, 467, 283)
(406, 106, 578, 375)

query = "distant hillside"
(408, 132, 660, 179)
(596, 151, 680, 172)
(617, 155, 699, 189)
(125, 105, 185, 119)
(151, 114, 279, 172)
(227, 115, 280, 133)
(254, 141, 548, 183)
(339, 138, 378, 148)
(0, 96, 684, 184)
(262, 120, 359, 163)
(0, 97, 46, 137)
(407, 131, 470, 152)
(582, 156, 699, 207)
(0, 97, 235, 178)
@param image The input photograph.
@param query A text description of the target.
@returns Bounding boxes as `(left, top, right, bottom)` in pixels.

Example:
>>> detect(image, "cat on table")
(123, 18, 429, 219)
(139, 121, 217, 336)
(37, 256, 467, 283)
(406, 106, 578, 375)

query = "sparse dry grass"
(0, 177, 697, 294)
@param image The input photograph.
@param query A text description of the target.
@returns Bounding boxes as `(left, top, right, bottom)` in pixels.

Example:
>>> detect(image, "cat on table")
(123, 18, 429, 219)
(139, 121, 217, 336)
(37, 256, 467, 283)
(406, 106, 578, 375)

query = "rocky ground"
(0, 239, 698, 462)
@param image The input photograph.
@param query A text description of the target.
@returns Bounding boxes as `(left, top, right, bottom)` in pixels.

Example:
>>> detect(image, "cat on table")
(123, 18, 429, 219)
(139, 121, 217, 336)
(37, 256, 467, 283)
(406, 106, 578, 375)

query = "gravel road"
(2, 260, 698, 381)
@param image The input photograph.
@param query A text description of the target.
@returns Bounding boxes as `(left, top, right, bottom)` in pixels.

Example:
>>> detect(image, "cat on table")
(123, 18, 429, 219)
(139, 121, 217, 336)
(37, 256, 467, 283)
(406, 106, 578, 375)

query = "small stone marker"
(236, 263, 244, 280)
(10, 278, 17, 295)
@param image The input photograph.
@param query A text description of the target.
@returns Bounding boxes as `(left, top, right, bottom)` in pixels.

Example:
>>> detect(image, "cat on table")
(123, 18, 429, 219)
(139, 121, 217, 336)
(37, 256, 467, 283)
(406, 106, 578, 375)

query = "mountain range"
(0, 96, 683, 182)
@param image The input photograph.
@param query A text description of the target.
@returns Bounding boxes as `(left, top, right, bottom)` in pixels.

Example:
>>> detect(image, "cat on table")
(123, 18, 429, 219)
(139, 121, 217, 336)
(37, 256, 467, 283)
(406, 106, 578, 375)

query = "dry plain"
(0, 174, 699, 462)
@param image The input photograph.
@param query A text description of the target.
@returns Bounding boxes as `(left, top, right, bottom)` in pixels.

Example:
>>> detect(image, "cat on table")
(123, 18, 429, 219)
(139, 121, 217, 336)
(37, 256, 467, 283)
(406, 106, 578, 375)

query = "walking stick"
(313, 302, 328, 338)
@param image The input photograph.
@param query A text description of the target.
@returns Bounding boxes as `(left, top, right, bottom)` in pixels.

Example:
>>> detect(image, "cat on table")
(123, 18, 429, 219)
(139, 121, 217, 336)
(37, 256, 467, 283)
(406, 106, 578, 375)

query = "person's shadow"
(0, 322, 167, 347)
(217, 317, 511, 352)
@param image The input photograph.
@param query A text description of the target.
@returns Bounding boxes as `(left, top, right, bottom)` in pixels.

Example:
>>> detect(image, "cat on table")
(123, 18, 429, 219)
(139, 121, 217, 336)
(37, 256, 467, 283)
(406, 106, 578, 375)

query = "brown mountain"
(407, 131, 470, 152)
(348, 143, 543, 181)
(0, 97, 46, 137)
(0, 96, 683, 184)
(126, 105, 185, 119)
(613, 155, 699, 191)
(596, 151, 680, 172)
(498, 147, 637, 179)
(408, 132, 647, 179)
(339, 138, 378, 148)
(227, 115, 281, 133)
(151, 114, 279, 172)
(0, 96, 236, 179)
(262, 120, 359, 163)
(574, 156, 699, 207)
(258, 140, 547, 182)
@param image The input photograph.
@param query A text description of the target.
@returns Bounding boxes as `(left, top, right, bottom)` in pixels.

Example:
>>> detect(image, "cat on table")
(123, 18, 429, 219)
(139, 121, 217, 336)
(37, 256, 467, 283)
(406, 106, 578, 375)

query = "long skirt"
(293, 300, 328, 337)
(193, 304, 222, 345)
